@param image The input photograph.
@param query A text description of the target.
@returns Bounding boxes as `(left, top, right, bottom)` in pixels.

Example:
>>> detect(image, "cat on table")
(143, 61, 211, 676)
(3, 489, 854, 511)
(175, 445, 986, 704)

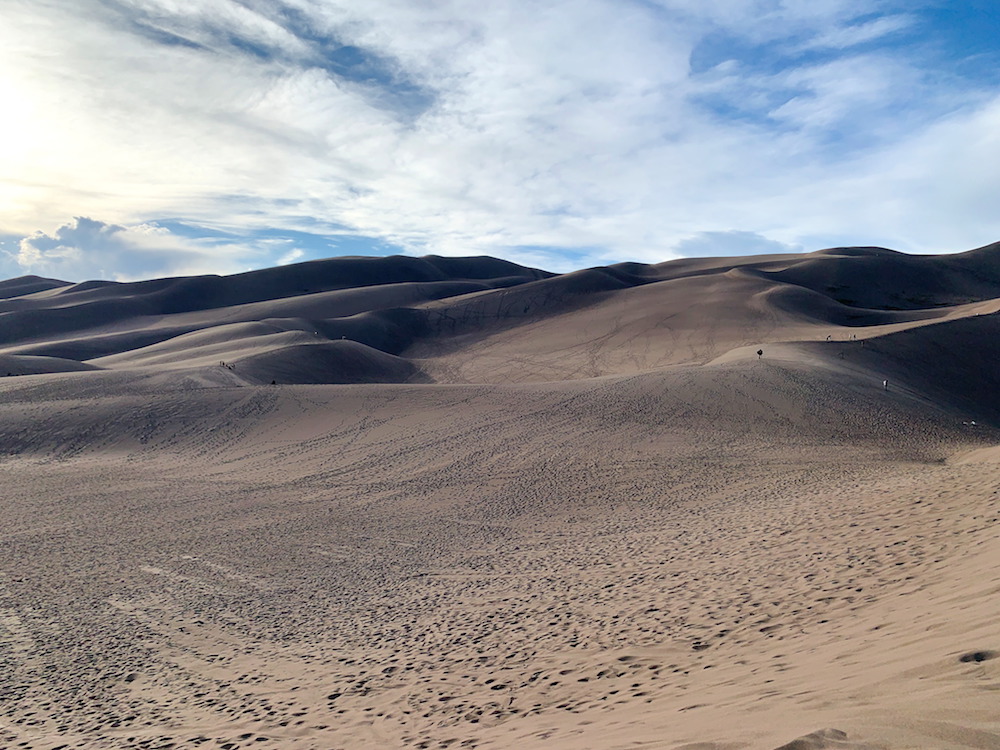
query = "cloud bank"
(2, 0, 999, 280)
(13, 217, 265, 281)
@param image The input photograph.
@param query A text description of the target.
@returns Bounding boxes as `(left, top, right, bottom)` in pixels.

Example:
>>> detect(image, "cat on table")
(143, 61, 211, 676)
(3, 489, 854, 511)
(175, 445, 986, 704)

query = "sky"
(1, 0, 999, 281)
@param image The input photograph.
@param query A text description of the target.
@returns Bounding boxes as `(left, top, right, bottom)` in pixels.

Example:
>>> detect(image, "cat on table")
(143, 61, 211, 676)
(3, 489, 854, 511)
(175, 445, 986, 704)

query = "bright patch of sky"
(1, 0, 999, 281)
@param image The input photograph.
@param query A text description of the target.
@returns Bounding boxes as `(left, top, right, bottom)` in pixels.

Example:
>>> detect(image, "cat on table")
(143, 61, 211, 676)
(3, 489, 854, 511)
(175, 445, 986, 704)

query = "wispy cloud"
(1, 0, 999, 281)
(803, 13, 913, 51)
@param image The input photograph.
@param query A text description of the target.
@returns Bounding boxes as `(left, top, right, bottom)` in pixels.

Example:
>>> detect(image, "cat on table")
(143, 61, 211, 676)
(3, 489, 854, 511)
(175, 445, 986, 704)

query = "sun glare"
(0, 68, 46, 163)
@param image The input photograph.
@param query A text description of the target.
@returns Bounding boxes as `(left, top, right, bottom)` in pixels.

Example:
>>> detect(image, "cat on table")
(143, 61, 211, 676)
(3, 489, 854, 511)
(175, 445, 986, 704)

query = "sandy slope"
(1, 246, 1000, 749)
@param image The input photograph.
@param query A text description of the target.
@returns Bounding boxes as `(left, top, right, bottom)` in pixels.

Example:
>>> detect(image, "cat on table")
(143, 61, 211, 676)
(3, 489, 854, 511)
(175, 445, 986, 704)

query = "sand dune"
(236, 340, 427, 385)
(0, 352, 100, 376)
(0, 274, 70, 299)
(3, 246, 1000, 386)
(1, 247, 1000, 749)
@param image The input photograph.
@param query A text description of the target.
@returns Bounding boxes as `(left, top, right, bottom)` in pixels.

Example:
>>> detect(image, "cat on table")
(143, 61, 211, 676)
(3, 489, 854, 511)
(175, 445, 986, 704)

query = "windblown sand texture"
(2, 246, 1000, 749)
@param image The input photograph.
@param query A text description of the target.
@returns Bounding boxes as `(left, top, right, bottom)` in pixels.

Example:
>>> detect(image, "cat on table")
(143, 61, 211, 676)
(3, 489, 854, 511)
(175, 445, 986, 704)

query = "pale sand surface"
(1, 247, 1000, 749)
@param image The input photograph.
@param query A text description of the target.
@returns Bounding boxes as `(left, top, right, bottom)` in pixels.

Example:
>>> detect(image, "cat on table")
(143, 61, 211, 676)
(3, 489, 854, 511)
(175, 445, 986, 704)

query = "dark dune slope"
(235, 340, 426, 385)
(799, 310, 1000, 423)
(0, 275, 71, 300)
(0, 353, 100, 376)
(765, 244, 1000, 310)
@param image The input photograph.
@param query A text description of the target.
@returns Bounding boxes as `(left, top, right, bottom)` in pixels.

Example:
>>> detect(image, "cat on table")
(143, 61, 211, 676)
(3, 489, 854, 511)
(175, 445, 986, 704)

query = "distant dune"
(4, 245, 1000, 392)
(0, 352, 100, 376)
(2, 246, 1000, 750)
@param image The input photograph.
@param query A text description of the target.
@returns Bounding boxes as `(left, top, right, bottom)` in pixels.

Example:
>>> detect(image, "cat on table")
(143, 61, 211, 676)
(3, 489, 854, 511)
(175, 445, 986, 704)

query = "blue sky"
(1, 1, 999, 281)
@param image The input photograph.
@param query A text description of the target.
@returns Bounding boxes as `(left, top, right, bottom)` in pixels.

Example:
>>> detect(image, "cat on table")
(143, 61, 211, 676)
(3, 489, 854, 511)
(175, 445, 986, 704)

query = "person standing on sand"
(883, 379, 888, 391)
(757, 349, 763, 360)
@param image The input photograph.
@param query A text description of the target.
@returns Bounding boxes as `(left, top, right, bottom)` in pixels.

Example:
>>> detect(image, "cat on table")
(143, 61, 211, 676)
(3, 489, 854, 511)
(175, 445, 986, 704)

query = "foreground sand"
(1, 354, 999, 750)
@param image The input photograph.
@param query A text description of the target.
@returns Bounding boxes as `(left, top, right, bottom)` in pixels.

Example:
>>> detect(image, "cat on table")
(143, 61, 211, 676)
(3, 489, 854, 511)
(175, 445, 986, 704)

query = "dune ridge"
(1, 246, 1000, 749)
(5, 246, 1000, 388)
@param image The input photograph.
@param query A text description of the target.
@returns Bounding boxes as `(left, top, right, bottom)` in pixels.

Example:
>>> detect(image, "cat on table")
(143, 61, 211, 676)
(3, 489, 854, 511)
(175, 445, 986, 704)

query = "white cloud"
(118, 0, 314, 59)
(785, 96, 1000, 253)
(1, 0, 998, 280)
(674, 231, 802, 258)
(277, 247, 305, 265)
(768, 54, 920, 132)
(14, 217, 267, 281)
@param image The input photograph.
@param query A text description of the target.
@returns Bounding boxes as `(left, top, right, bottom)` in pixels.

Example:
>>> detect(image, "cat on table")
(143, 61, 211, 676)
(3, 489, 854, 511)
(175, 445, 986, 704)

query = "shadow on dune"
(235, 340, 430, 385)
(795, 311, 1000, 425)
